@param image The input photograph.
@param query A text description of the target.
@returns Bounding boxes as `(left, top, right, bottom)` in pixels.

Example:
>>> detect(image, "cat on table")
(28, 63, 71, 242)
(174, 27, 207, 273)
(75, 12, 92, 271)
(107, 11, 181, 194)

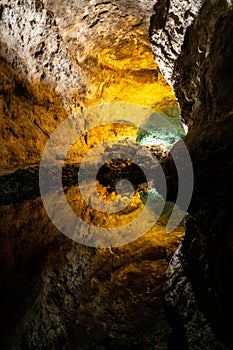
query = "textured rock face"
(1, 0, 232, 348)
(0, 1, 183, 349)
(0, 0, 164, 107)
(150, 0, 233, 347)
(0, 0, 83, 97)
(0, 59, 68, 172)
(164, 245, 227, 350)
(150, 0, 205, 84)
(0, 0, 177, 172)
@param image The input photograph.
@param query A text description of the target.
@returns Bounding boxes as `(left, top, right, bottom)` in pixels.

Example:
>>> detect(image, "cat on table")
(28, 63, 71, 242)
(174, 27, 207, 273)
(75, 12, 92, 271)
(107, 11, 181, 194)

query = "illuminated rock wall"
(1, 0, 232, 348)
(0, 1, 183, 349)
(0, 0, 179, 172)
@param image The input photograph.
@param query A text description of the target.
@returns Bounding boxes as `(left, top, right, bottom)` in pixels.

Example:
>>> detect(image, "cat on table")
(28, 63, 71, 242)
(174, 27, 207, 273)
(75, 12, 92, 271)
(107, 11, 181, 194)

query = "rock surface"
(0, 1, 183, 349)
(164, 245, 227, 350)
(150, 0, 205, 84)
(150, 0, 233, 347)
(0, 0, 83, 98)
(0, 0, 232, 348)
(0, 58, 68, 172)
(0, 0, 178, 172)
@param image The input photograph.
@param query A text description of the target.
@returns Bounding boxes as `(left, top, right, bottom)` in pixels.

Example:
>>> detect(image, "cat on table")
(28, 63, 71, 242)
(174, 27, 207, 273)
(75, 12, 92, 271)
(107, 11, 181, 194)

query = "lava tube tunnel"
(0, 1, 232, 349)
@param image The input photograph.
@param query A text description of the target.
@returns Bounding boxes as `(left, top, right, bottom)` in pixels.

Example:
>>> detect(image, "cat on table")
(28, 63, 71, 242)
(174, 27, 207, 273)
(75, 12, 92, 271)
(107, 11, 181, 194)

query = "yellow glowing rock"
(68, 33, 178, 159)
(71, 26, 178, 115)
(63, 21, 184, 245)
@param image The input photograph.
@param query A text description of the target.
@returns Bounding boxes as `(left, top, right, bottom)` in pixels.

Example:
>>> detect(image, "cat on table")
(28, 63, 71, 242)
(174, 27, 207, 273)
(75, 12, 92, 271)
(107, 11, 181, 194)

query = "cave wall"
(150, 0, 233, 348)
(0, 0, 83, 97)
(0, 1, 181, 349)
(0, 0, 232, 348)
(0, 0, 174, 172)
(150, 0, 205, 85)
(0, 59, 68, 172)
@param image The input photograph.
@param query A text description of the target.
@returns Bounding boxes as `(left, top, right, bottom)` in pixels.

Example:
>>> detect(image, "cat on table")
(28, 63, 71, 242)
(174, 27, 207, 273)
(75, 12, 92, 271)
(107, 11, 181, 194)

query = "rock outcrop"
(150, 0, 233, 348)
(150, 0, 205, 85)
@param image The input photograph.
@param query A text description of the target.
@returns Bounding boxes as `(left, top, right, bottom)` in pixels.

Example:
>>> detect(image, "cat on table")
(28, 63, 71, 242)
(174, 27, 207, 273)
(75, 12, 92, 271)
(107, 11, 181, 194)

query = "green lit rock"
(136, 108, 185, 147)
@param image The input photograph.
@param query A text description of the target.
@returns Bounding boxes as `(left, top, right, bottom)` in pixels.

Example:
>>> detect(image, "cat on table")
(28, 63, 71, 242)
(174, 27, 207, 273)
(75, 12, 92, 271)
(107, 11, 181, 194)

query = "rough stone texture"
(164, 245, 228, 350)
(42, 0, 175, 111)
(0, 0, 177, 172)
(1, 0, 232, 348)
(150, 0, 233, 347)
(0, 1, 183, 349)
(0, 58, 68, 172)
(0, 0, 84, 99)
(0, 0, 158, 107)
(150, 0, 205, 84)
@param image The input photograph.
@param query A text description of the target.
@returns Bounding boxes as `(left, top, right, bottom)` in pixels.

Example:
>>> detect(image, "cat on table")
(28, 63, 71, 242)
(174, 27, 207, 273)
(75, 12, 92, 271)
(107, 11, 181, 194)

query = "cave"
(0, 1, 232, 349)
